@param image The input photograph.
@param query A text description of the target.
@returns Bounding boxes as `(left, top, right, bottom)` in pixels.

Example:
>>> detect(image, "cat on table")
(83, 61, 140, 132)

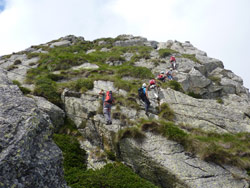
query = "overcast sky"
(0, 0, 249, 89)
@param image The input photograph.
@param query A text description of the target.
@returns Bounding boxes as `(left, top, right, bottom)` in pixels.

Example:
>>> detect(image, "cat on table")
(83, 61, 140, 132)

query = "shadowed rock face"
(0, 69, 67, 188)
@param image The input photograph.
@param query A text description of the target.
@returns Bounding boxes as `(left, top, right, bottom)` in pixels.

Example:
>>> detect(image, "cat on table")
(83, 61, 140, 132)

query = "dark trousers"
(143, 97, 150, 112)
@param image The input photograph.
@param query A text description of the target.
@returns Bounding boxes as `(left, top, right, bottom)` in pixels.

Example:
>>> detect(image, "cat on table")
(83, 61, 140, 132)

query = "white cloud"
(0, 0, 250, 89)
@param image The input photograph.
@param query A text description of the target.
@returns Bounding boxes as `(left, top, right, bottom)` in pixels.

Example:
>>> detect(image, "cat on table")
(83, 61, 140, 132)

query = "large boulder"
(32, 96, 65, 131)
(160, 88, 250, 134)
(119, 132, 249, 188)
(0, 70, 67, 188)
(114, 35, 148, 47)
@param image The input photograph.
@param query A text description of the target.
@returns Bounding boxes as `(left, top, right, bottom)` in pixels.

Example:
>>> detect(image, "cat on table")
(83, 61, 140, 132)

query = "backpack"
(138, 87, 145, 100)
(105, 91, 113, 103)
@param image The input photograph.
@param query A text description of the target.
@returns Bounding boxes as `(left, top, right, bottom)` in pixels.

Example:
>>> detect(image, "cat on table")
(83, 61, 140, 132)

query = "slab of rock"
(71, 63, 99, 70)
(50, 40, 71, 48)
(32, 96, 65, 132)
(0, 70, 67, 188)
(160, 88, 250, 133)
(119, 132, 249, 188)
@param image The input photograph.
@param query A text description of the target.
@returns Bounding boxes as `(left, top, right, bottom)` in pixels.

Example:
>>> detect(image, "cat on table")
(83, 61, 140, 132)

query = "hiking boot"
(145, 111, 149, 116)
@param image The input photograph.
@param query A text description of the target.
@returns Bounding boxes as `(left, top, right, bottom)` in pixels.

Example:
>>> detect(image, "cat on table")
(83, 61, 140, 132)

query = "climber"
(149, 78, 159, 99)
(157, 71, 167, 82)
(99, 89, 114, 125)
(166, 68, 173, 80)
(138, 83, 150, 116)
(170, 55, 177, 70)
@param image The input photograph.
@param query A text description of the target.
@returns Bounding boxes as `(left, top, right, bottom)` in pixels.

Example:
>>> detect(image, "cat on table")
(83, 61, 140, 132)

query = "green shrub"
(187, 91, 202, 99)
(57, 118, 81, 136)
(12, 80, 31, 94)
(33, 77, 62, 106)
(182, 54, 201, 64)
(12, 80, 21, 87)
(159, 103, 175, 121)
(19, 86, 31, 95)
(14, 59, 22, 65)
(140, 119, 187, 145)
(166, 80, 184, 92)
(216, 98, 223, 104)
(158, 49, 177, 58)
(117, 127, 145, 142)
(27, 52, 40, 59)
(66, 163, 158, 188)
(75, 78, 94, 92)
(159, 121, 188, 145)
(53, 134, 87, 171)
(54, 120, 158, 188)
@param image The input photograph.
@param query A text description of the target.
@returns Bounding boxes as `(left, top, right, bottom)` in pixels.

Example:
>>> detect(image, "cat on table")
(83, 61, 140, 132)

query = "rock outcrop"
(62, 80, 249, 187)
(0, 69, 67, 188)
(119, 132, 249, 188)
(1, 34, 250, 188)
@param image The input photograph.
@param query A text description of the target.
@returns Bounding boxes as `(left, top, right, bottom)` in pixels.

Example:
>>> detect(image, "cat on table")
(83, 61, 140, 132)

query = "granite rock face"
(119, 132, 249, 188)
(0, 70, 67, 188)
(62, 80, 249, 187)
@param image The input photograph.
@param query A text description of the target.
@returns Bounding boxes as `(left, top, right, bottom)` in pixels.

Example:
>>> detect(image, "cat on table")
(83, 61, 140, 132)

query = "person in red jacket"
(157, 71, 166, 82)
(170, 55, 176, 70)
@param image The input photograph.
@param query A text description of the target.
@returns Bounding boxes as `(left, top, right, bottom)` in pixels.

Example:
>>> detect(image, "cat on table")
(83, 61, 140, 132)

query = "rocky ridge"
(0, 34, 250, 188)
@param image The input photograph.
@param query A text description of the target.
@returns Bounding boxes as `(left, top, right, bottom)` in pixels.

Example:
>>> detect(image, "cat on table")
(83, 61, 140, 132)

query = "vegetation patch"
(74, 78, 94, 93)
(27, 52, 40, 59)
(117, 127, 145, 142)
(54, 119, 157, 188)
(185, 130, 250, 171)
(159, 103, 175, 121)
(14, 59, 22, 65)
(140, 119, 188, 145)
(12, 80, 31, 95)
(187, 91, 202, 99)
(216, 98, 223, 104)
(138, 119, 250, 173)
(162, 80, 184, 92)
(7, 64, 18, 71)
(182, 54, 201, 64)
(116, 65, 154, 79)
(158, 49, 178, 58)
(33, 76, 62, 107)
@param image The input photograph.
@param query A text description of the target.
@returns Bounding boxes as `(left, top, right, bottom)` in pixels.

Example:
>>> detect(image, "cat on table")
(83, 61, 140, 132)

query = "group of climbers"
(139, 56, 178, 116)
(99, 55, 178, 122)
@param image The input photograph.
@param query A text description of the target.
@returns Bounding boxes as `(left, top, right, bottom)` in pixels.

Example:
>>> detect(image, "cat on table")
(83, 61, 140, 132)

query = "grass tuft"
(159, 103, 175, 121)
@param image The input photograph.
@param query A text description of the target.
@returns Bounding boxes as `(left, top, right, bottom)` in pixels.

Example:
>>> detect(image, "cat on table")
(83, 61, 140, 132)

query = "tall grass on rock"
(159, 103, 175, 121)
(158, 49, 178, 58)
(139, 119, 250, 172)
(33, 76, 62, 106)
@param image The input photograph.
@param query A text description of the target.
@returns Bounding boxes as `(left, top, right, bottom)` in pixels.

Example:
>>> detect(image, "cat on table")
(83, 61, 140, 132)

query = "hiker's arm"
(146, 86, 149, 97)
(99, 89, 104, 95)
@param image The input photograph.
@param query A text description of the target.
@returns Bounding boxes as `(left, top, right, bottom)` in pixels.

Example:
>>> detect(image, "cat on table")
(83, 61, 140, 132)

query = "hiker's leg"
(107, 107, 112, 123)
(145, 99, 150, 112)
(103, 108, 109, 123)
